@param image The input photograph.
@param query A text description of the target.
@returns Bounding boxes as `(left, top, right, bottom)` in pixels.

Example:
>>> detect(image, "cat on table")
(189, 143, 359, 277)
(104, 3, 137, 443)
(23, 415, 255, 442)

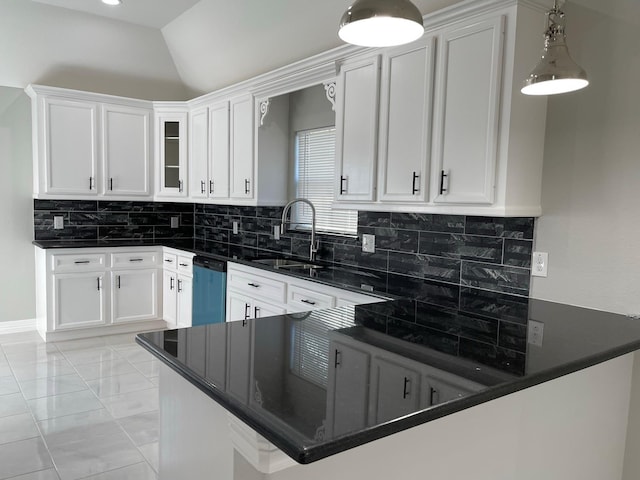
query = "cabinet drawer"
(177, 255, 193, 275)
(288, 285, 335, 311)
(163, 253, 178, 270)
(111, 251, 159, 269)
(51, 253, 106, 272)
(227, 269, 286, 304)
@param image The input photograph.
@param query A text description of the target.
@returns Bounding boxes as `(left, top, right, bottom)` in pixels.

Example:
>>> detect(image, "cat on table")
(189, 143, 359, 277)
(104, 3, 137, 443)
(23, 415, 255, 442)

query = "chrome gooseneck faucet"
(280, 198, 318, 262)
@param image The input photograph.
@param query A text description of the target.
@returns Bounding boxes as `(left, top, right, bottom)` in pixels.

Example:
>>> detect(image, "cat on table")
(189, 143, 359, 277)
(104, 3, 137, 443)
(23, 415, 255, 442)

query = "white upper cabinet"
(229, 95, 255, 200)
(188, 102, 230, 201)
(431, 16, 504, 205)
(27, 85, 153, 200)
(188, 106, 210, 200)
(41, 97, 99, 196)
(156, 109, 188, 198)
(209, 102, 230, 199)
(377, 36, 436, 203)
(335, 56, 381, 202)
(102, 104, 151, 197)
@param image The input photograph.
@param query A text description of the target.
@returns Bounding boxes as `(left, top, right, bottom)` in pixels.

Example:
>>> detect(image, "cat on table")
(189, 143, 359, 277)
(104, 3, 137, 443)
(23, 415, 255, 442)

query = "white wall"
(161, 0, 460, 95)
(0, 89, 35, 322)
(0, 0, 188, 100)
(531, 2, 640, 316)
(526, 3, 640, 478)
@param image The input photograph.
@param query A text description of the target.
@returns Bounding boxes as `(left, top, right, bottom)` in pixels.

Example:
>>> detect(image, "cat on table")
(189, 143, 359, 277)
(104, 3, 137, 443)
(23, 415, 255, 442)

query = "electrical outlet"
(532, 252, 548, 277)
(362, 234, 375, 253)
(53, 216, 64, 230)
(527, 320, 544, 346)
(273, 225, 280, 240)
(170, 216, 179, 229)
(232, 221, 239, 235)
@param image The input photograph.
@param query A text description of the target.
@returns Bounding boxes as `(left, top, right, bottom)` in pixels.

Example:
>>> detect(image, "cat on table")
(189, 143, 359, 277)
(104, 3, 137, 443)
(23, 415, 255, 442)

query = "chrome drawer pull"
(74, 260, 90, 264)
(300, 299, 316, 305)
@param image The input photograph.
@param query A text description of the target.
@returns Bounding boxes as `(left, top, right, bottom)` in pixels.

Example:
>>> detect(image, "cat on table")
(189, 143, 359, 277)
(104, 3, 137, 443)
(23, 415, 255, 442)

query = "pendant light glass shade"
(338, 0, 424, 48)
(522, 2, 588, 95)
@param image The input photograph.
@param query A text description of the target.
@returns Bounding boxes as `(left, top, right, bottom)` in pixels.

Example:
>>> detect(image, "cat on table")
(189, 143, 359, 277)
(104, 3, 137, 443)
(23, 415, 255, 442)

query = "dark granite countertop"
(136, 298, 640, 464)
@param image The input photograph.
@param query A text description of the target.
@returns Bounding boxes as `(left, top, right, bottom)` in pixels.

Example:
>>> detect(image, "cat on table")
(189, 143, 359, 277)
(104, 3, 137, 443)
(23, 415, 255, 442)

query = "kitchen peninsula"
(137, 281, 640, 480)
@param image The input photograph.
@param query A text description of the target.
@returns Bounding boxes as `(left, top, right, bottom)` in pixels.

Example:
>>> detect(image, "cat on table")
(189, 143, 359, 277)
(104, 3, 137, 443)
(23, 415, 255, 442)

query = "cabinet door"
(111, 269, 158, 323)
(378, 38, 435, 202)
(53, 272, 107, 330)
(229, 95, 254, 199)
(176, 275, 193, 328)
(162, 270, 177, 328)
(335, 56, 380, 202)
(209, 101, 230, 199)
(226, 290, 253, 322)
(157, 112, 188, 197)
(102, 104, 151, 197)
(370, 357, 421, 423)
(188, 106, 209, 200)
(44, 97, 98, 195)
(432, 16, 504, 205)
(226, 319, 253, 403)
(327, 341, 370, 436)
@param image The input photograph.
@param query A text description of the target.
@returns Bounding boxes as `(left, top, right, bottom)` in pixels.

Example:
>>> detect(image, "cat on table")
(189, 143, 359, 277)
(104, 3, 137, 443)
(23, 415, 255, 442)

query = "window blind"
(294, 127, 357, 235)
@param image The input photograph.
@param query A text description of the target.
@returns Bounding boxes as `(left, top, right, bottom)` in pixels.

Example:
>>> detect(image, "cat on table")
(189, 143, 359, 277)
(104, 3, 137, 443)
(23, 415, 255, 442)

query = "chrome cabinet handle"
(129, 258, 143, 262)
(200, 180, 205, 194)
(74, 260, 90, 264)
(244, 303, 250, 320)
(178, 180, 183, 193)
(117, 275, 121, 289)
(97, 277, 101, 291)
(334, 349, 341, 367)
(254, 306, 260, 318)
(109, 178, 114, 191)
(209, 180, 214, 195)
(170, 277, 174, 290)
(300, 299, 316, 305)
(164, 259, 173, 263)
(179, 263, 188, 267)
(177, 279, 183, 292)
(89, 177, 94, 191)
(244, 179, 250, 195)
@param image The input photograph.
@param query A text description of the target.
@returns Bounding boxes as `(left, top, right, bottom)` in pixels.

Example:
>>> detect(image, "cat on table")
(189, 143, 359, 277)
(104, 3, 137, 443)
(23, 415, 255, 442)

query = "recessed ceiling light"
(102, 0, 122, 6)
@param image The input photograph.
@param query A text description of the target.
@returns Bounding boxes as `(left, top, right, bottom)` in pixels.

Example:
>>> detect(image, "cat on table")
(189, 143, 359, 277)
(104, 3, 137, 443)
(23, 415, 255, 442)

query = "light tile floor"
(0, 331, 159, 480)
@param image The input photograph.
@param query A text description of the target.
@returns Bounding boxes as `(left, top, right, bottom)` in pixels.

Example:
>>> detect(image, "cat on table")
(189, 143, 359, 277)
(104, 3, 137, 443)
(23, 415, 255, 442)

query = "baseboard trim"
(0, 318, 37, 335)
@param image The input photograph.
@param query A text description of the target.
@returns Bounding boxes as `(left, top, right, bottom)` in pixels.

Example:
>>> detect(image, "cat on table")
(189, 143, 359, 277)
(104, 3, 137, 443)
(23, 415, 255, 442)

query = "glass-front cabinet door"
(156, 110, 188, 197)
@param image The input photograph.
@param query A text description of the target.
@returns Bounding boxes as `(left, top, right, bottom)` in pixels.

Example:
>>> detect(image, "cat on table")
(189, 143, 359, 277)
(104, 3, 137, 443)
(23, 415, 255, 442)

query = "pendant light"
(338, 0, 424, 48)
(522, 0, 588, 95)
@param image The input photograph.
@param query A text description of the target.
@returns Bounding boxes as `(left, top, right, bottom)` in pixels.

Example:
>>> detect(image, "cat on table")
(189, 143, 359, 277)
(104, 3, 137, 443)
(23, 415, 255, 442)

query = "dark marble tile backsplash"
(34, 200, 534, 371)
(33, 200, 194, 242)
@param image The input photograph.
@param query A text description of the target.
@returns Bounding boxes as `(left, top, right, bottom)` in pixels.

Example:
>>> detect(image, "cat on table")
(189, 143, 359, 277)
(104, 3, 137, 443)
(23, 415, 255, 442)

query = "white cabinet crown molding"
(25, 84, 153, 109)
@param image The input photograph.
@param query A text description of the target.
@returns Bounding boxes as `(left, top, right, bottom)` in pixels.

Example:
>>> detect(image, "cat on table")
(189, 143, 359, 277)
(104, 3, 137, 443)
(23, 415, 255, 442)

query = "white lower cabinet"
(162, 249, 195, 329)
(36, 247, 166, 341)
(53, 272, 107, 330)
(225, 262, 385, 322)
(111, 269, 158, 324)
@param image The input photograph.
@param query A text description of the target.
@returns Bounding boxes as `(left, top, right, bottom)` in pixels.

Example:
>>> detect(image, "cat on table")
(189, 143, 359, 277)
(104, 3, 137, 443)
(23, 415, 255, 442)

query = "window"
(293, 127, 357, 235)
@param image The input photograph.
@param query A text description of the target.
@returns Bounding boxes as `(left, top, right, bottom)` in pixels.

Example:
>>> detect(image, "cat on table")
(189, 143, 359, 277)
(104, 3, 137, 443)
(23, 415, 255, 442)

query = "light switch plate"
(232, 221, 239, 235)
(362, 234, 375, 253)
(53, 216, 64, 230)
(273, 225, 280, 240)
(170, 216, 179, 229)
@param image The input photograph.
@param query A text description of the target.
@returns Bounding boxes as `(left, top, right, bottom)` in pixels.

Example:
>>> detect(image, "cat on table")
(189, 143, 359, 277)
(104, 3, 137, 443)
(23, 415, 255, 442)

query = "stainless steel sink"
(252, 258, 324, 270)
